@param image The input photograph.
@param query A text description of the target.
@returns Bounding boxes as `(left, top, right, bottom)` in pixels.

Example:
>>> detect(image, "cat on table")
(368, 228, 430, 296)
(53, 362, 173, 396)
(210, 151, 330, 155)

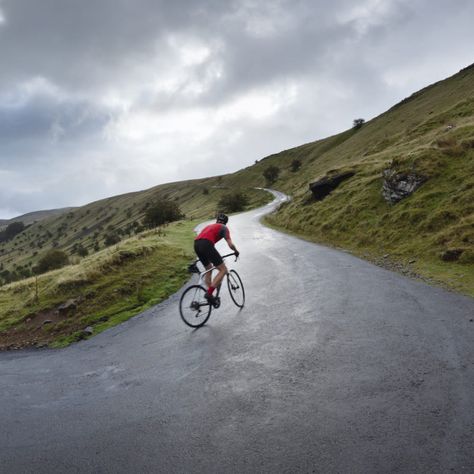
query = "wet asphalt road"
(1, 191, 473, 473)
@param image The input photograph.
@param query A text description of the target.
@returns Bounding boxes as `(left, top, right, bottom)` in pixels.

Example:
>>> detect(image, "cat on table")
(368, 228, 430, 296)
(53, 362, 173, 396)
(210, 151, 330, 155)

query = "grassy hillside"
(1, 63, 473, 349)
(0, 178, 270, 285)
(0, 221, 197, 349)
(0, 207, 76, 230)
(0, 179, 270, 348)
(233, 64, 474, 295)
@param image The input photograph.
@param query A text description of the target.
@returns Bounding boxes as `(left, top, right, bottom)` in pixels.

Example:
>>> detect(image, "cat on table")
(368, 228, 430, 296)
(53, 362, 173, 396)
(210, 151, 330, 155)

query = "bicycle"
(179, 253, 245, 328)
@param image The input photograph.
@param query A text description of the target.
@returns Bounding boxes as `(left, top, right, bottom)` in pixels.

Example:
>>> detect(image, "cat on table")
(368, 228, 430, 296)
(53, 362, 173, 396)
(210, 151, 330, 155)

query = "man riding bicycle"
(194, 213, 239, 306)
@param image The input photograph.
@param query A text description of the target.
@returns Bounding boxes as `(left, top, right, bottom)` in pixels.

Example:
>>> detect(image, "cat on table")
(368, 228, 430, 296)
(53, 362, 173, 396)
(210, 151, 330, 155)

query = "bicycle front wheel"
(179, 285, 212, 328)
(227, 270, 245, 308)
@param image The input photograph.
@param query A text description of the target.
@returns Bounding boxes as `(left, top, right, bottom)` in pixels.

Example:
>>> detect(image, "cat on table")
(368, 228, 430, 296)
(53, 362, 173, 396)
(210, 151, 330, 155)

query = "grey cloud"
(1, 0, 474, 218)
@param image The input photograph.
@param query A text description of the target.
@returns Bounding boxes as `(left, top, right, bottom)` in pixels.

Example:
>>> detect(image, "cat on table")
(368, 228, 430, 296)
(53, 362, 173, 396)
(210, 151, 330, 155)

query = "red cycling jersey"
(195, 223, 230, 245)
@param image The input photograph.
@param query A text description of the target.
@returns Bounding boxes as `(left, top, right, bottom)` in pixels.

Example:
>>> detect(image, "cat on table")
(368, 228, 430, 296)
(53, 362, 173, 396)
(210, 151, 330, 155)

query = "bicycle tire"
(227, 270, 245, 308)
(179, 285, 212, 328)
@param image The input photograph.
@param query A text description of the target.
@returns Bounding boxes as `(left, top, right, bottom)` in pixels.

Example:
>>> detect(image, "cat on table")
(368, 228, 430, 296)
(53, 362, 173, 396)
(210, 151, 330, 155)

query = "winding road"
(1, 192, 473, 473)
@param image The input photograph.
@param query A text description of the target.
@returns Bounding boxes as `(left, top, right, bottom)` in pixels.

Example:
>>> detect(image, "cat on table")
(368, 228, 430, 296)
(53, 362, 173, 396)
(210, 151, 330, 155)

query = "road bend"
(1, 191, 473, 473)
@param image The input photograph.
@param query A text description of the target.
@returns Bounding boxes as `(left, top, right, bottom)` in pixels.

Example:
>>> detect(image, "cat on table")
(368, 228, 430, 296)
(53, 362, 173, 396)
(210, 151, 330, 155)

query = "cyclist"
(194, 212, 240, 305)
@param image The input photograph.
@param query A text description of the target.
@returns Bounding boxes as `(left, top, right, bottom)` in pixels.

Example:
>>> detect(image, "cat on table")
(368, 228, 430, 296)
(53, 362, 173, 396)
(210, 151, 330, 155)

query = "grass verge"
(0, 221, 197, 349)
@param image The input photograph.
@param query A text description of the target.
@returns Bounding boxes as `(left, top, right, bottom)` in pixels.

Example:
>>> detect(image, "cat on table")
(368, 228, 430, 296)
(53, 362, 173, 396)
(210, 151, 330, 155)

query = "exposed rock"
(57, 299, 78, 313)
(309, 171, 355, 200)
(382, 169, 426, 204)
(82, 326, 94, 336)
(409, 259, 416, 264)
(42, 319, 53, 325)
(440, 249, 463, 262)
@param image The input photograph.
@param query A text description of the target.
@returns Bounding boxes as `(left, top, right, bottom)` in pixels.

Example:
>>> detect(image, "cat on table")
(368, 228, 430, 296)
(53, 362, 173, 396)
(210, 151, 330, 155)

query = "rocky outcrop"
(440, 249, 463, 262)
(382, 169, 426, 204)
(309, 172, 355, 201)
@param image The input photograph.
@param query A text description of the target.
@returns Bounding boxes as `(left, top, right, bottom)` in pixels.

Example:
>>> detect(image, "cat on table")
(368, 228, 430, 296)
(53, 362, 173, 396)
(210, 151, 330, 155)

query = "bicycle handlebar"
(221, 252, 238, 259)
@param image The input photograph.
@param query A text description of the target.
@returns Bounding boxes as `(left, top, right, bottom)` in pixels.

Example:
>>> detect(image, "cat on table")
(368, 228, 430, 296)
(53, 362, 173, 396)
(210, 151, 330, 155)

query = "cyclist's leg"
(195, 239, 213, 288)
(204, 264, 213, 288)
(210, 262, 228, 290)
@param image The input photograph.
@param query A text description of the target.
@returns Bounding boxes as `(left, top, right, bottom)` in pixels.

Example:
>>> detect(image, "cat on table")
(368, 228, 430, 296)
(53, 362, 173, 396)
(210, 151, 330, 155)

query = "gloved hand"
(234, 250, 240, 258)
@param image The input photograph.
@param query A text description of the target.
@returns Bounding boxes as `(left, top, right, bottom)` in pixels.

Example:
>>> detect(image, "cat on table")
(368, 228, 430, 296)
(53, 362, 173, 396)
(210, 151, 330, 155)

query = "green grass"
(2, 63, 474, 349)
(237, 65, 474, 296)
(0, 184, 270, 285)
(0, 221, 197, 348)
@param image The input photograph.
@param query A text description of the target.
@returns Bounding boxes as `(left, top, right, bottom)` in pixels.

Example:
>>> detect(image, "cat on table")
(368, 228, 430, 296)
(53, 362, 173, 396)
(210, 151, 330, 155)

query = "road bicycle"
(179, 253, 245, 328)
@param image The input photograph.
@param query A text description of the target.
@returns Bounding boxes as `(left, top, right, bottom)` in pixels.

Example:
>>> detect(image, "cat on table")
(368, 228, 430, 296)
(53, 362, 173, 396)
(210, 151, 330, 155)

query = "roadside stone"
(82, 326, 94, 336)
(383, 254, 390, 259)
(440, 249, 463, 262)
(309, 171, 355, 200)
(409, 259, 416, 264)
(57, 299, 78, 313)
(42, 320, 53, 325)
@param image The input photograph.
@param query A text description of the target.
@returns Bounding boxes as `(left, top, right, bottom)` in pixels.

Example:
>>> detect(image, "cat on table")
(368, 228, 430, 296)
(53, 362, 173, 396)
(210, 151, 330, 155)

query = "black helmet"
(216, 212, 228, 224)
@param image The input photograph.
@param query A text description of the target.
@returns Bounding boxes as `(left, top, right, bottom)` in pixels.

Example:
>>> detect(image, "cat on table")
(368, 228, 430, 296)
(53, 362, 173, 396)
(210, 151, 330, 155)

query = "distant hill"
(0, 63, 473, 295)
(0, 178, 270, 285)
(231, 63, 474, 295)
(0, 208, 76, 229)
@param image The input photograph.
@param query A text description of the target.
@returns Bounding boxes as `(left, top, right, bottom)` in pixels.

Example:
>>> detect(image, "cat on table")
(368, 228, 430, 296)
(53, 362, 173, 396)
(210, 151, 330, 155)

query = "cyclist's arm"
(225, 237, 239, 256)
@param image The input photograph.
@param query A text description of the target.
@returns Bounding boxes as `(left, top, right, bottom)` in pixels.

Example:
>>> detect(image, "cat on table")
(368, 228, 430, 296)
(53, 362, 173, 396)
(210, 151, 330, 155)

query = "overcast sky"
(1, 0, 473, 218)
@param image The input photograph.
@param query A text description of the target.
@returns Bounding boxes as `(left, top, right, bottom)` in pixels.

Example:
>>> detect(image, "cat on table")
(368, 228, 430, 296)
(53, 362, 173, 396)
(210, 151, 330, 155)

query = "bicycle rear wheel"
(179, 285, 212, 327)
(227, 270, 245, 308)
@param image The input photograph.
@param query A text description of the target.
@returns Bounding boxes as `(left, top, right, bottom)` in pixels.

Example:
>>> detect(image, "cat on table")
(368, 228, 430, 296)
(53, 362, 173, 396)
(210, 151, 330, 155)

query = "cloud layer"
(1, 0, 473, 217)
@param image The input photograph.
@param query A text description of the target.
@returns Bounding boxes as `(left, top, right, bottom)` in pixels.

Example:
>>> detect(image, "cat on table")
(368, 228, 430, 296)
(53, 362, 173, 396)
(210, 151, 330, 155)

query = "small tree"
(104, 232, 121, 247)
(263, 165, 280, 185)
(217, 192, 249, 213)
(76, 244, 89, 257)
(35, 249, 69, 274)
(290, 159, 302, 172)
(353, 118, 365, 129)
(143, 199, 183, 229)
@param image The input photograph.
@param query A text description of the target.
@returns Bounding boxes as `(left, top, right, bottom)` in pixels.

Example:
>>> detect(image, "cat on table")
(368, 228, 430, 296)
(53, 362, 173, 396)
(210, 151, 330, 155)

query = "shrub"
(143, 199, 184, 229)
(263, 166, 280, 185)
(217, 192, 249, 213)
(104, 233, 121, 247)
(76, 244, 89, 257)
(353, 118, 365, 129)
(35, 249, 69, 274)
(290, 159, 302, 172)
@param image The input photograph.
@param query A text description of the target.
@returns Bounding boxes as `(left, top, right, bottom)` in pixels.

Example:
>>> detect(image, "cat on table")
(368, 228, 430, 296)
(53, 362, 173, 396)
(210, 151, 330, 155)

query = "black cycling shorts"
(194, 239, 223, 267)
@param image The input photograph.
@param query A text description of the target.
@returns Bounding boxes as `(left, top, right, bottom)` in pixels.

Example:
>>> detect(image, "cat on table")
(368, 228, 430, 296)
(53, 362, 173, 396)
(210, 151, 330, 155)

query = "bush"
(76, 244, 89, 257)
(143, 199, 184, 229)
(35, 249, 69, 274)
(104, 233, 121, 247)
(290, 159, 302, 172)
(217, 192, 249, 213)
(263, 166, 280, 185)
(353, 118, 365, 129)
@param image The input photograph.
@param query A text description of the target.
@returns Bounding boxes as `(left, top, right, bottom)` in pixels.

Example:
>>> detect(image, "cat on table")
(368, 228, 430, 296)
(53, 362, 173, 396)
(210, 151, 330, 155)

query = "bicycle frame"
(193, 252, 237, 289)
(180, 252, 244, 327)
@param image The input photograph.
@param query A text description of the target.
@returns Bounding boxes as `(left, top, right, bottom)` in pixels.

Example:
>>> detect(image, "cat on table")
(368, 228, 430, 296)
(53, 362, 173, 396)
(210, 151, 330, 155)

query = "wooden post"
(35, 275, 39, 303)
